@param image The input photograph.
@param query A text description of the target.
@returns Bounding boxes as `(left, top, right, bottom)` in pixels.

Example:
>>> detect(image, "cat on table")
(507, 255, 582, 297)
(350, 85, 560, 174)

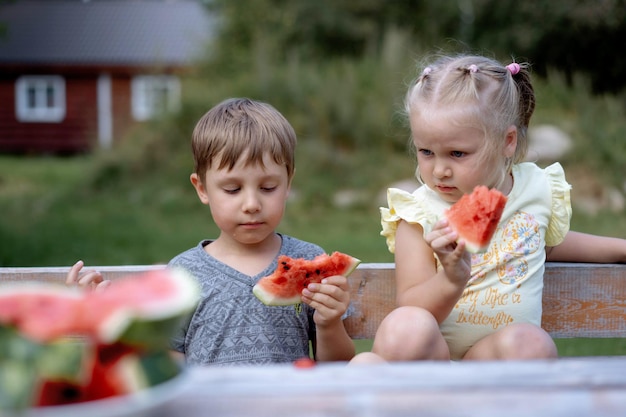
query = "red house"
(0, 0, 213, 153)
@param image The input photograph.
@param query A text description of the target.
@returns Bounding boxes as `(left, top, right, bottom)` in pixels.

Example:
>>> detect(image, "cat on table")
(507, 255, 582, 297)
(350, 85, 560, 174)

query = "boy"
(67, 98, 355, 366)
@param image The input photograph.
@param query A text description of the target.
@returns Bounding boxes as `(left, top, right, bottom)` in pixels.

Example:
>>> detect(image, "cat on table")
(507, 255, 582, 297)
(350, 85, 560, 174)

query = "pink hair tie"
(468, 64, 478, 73)
(422, 67, 432, 76)
(506, 63, 521, 75)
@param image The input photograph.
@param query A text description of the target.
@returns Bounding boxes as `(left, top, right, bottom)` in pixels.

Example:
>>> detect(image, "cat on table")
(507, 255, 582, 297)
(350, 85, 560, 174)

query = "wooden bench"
(347, 262, 626, 340)
(1, 262, 625, 341)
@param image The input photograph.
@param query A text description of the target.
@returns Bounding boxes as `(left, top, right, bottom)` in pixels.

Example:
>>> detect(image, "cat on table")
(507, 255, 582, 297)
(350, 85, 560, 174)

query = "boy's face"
(190, 151, 291, 247)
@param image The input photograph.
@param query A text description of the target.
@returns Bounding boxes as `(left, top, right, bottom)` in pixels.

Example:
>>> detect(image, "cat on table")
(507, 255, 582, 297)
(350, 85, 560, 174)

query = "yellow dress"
(380, 162, 572, 359)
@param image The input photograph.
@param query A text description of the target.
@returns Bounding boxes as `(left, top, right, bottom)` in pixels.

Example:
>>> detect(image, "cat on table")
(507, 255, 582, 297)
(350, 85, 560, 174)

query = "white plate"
(16, 369, 190, 417)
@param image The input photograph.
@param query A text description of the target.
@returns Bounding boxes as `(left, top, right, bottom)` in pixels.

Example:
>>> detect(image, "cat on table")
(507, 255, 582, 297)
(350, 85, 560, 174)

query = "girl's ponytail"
(509, 63, 535, 163)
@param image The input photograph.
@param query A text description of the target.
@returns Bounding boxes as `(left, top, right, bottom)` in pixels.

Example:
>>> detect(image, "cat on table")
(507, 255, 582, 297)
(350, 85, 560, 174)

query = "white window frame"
(15, 75, 66, 123)
(131, 75, 181, 121)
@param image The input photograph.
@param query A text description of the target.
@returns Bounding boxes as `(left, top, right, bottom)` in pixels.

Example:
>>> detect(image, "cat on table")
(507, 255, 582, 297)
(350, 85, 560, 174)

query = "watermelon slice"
(0, 268, 198, 347)
(253, 251, 361, 306)
(445, 186, 507, 253)
(0, 284, 84, 343)
(80, 267, 200, 346)
(0, 267, 198, 412)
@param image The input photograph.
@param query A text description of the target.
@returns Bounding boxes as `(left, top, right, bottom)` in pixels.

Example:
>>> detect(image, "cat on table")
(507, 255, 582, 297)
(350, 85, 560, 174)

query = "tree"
(204, 0, 626, 95)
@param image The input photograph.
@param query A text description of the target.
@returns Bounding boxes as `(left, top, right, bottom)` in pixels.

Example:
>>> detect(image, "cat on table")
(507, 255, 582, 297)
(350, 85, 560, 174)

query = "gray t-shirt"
(168, 234, 325, 366)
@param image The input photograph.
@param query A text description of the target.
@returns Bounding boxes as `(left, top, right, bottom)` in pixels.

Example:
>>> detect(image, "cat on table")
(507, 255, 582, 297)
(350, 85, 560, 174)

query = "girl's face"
(191, 151, 291, 248)
(410, 106, 515, 204)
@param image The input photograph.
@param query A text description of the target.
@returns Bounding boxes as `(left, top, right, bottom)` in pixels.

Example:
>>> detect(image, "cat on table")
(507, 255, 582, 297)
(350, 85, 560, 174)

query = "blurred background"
(1, 0, 625, 269)
(1, 0, 625, 357)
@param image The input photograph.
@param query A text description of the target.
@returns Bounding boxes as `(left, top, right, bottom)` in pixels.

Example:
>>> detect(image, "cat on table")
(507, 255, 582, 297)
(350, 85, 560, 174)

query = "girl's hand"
(66, 260, 112, 292)
(301, 275, 350, 327)
(425, 219, 471, 286)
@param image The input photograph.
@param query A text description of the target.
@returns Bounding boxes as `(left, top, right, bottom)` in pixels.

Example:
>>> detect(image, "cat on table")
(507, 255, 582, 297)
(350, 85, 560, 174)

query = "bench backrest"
(1, 262, 625, 339)
(344, 262, 626, 339)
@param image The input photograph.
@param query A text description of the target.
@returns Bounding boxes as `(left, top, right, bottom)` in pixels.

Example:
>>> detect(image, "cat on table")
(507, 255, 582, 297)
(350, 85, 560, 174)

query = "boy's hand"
(425, 219, 471, 286)
(66, 260, 112, 292)
(301, 275, 350, 327)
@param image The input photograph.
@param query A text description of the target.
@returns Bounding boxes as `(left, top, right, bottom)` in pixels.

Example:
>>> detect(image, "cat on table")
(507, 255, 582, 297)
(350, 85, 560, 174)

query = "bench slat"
(542, 263, 626, 338)
(1, 262, 625, 339)
(344, 264, 395, 340)
(345, 262, 626, 339)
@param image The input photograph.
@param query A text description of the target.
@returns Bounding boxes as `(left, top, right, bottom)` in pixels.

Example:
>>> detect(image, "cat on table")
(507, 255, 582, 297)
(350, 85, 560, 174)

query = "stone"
(525, 125, 572, 162)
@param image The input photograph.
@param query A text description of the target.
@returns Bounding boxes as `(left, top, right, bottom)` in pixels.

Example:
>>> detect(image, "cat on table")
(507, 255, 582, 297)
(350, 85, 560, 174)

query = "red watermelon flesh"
(0, 285, 83, 343)
(82, 345, 179, 402)
(253, 251, 361, 306)
(80, 344, 145, 402)
(36, 344, 142, 406)
(445, 186, 507, 253)
(35, 380, 84, 407)
(34, 342, 180, 407)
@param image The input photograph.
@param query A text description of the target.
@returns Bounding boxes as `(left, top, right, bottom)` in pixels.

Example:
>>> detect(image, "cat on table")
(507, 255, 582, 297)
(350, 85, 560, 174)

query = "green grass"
(354, 339, 626, 357)
(3, 149, 624, 267)
(555, 338, 626, 357)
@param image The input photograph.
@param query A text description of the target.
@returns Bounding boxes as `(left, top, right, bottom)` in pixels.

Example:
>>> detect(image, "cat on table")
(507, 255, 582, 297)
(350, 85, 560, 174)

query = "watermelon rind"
(252, 287, 302, 307)
(92, 268, 199, 346)
(134, 350, 181, 387)
(113, 315, 191, 349)
(253, 253, 361, 306)
(0, 329, 89, 411)
(37, 339, 92, 384)
(463, 240, 487, 254)
(0, 361, 38, 412)
(0, 326, 41, 411)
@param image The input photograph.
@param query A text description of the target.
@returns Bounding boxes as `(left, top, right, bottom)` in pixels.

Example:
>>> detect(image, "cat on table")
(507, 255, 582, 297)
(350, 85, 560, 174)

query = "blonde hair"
(191, 98, 297, 179)
(406, 55, 535, 174)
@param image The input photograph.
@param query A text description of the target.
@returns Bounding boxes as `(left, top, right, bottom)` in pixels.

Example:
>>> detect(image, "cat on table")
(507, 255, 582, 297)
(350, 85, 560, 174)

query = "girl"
(352, 54, 626, 363)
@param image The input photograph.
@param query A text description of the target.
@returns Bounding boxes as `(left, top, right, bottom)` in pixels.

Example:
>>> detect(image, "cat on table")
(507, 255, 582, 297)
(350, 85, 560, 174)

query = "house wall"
(0, 74, 139, 154)
(0, 75, 98, 154)
(0, 67, 186, 154)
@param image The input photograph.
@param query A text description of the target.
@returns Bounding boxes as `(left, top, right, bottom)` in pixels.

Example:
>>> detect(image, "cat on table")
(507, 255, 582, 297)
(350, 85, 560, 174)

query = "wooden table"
(156, 357, 626, 417)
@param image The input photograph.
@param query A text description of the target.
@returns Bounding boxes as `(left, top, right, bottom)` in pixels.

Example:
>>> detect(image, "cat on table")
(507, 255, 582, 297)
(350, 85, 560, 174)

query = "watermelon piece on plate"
(445, 185, 507, 253)
(81, 267, 200, 347)
(0, 268, 199, 348)
(0, 284, 84, 343)
(0, 267, 198, 412)
(253, 251, 361, 306)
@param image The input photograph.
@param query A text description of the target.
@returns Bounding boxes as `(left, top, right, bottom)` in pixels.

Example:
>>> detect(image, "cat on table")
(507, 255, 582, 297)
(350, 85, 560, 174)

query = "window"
(15, 76, 66, 122)
(131, 75, 181, 121)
